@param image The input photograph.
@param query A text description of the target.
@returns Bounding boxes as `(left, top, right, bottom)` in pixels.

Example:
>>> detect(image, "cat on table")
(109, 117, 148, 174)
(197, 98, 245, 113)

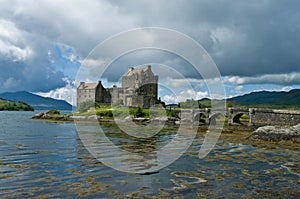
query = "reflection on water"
(0, 111, 299, 198)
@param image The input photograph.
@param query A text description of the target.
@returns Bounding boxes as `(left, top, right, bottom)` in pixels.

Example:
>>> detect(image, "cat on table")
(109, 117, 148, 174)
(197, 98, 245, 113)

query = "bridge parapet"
(251, 108, 300, 126)
(171, 107, 300, 126)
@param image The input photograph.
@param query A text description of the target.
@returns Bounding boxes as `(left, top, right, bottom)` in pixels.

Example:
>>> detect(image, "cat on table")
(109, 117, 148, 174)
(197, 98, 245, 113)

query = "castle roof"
(78, 82, 98, 89)
(125, 65, 152, 77)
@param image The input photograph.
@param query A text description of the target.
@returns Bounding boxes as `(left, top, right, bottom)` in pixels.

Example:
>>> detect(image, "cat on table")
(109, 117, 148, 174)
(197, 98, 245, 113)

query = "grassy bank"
(73, 105, 177, 119)
(0, 99, 34, 111)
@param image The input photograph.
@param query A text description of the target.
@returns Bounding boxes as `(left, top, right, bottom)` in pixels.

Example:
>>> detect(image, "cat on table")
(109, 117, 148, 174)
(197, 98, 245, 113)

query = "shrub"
(166, 109, 177, 118)
(179, 99, 200, 108)
(106, 110, 113, 117)
(131, 106, 146, 118)
(47, 110, 60, 115)
(78, 100, 96, 113)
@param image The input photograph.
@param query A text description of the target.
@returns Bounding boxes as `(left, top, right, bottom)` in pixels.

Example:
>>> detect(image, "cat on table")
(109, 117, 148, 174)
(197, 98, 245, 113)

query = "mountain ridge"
(0, 91, 72, 110)
(184, 89, 300, 109)
(228, 89, 300, 106)
(227, 89, 300, 109)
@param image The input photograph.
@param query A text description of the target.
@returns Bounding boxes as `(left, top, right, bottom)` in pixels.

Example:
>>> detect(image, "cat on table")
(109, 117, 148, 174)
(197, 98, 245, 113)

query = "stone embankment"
(249, 124, 300, 143)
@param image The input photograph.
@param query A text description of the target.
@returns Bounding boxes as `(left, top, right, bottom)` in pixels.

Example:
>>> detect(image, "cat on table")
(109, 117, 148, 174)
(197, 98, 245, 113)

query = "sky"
(1, 0, 300, 105)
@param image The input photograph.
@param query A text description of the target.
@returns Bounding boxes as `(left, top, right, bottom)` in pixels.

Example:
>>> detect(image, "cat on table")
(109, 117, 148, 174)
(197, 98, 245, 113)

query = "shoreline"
(33, 115, 300, 149)
(32, 111, 300, 145)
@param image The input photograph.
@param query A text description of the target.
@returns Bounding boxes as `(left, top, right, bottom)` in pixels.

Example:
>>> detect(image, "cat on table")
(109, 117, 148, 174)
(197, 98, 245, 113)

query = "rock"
(124, 115, 134, 121)
(249, 125, 300, 143)
(168, 117, 180, 122)
(32, 112, 45, 119)
(32, 111, 72, 121)
(69, 116, 86, 120)
(133, 117, 148, 122)
(140, 171, 159, 175)
(294, 123, 300, 130)
(87, 115, 98, 120)
(151, 117, 168, 122)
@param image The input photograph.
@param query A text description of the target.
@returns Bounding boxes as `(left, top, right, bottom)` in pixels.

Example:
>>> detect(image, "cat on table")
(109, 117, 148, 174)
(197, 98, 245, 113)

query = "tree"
(179, 99, 200, 108)
(78, 100, 96, 113)
(135, 106, 145, 118)
(130, 106, 145, 118)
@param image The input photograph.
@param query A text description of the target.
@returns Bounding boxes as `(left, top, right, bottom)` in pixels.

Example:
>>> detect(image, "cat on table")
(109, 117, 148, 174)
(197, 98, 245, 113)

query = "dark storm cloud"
(0, 56, 66, 92)
(0, 17, 67, 92)
(0, 0, 300, 94)
(111, 0, 300, 77)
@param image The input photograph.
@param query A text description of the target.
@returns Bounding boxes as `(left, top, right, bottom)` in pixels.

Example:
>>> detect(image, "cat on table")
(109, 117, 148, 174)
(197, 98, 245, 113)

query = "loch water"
(0, 111, 299, 198)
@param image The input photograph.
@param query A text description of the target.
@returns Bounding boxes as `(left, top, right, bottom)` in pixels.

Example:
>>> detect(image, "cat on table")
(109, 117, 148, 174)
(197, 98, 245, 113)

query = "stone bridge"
(174, 108, 300, 126)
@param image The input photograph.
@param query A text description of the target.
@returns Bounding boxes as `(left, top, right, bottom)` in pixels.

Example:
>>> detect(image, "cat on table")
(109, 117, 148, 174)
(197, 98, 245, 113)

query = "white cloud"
(0, 19, 33, 61)
(0, 0, 136, 56)
(81, 58, 106, 68)
(231, 85, 244, 96)
(162, 89, 208, 104)
(162, 77, 205, 88)
(3, 77, 20, 89)
(35, 78, 76, 105)
(224, 72, 300, 85)
(0, 0, 300, 104)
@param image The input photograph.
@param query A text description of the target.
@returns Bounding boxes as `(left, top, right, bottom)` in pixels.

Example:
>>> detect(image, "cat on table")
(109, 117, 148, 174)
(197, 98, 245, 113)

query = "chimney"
(128, 67, 134, 71)
(147, 65, 151, 70)
(80, 82, 85, 87)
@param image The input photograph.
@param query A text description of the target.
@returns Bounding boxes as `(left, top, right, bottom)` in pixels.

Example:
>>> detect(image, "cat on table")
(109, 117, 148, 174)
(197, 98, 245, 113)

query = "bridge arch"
(232, 112, 250, 125)
(209, 112, 225, 125)
(194, 112, 207, 124)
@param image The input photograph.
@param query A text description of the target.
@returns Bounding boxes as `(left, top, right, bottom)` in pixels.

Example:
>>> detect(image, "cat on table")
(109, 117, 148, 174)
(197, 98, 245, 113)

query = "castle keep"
(77, 65, 159, 109)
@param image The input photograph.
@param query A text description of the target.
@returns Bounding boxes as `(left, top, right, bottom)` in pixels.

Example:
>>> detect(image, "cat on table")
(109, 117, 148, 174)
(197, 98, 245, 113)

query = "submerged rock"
(249, 125, 300, 143)
(139, 171, 159, 175)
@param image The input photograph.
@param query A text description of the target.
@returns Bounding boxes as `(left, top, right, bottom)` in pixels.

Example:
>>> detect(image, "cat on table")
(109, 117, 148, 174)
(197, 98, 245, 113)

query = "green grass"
(72, 105, 178, 119)
(0, 99, 34, 111)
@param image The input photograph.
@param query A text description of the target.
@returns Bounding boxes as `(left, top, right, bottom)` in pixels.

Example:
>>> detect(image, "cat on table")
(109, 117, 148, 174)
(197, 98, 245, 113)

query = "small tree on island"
(129, 106, 146, 118)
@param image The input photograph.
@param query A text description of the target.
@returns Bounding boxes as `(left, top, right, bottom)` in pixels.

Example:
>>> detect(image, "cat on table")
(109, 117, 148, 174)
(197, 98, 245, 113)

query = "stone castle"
(77, 65, 160, 109)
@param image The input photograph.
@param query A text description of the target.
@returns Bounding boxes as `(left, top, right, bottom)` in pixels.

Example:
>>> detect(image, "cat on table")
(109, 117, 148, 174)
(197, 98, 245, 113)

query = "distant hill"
(0, 98, 34, 111)
(0, 91, 72, 110)
(228, 89, 300, 108)
(173, 89, 300, 109)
